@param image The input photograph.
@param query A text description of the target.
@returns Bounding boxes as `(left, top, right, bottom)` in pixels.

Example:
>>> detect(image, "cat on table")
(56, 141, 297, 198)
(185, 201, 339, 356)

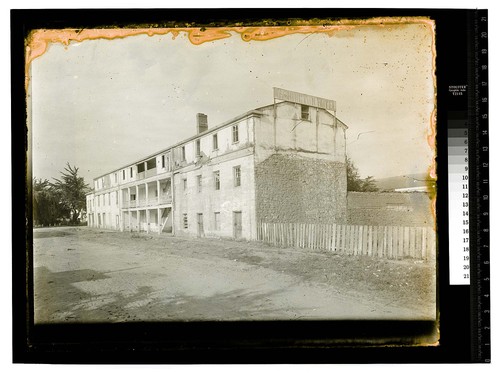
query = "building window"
(114, 173, 117, 183)
(195, 139, 201, 157)
(161, 155, 165, 168)
(130, 193, 136, 201)
(301, 104, 310, 120)
(146, 158, 155, 170)
(214, 171, 220, 190)
(183, 214, 188, 229)
(130, 167, 133, 178)
(197, 175, 202, 193)
(116, 192, 118, 205)
(183, 178, 187, 191)
(233, 166, 241, 187)
(181, 146, 186, 161)
(232, 125, 239, 143)
(122, 170, 125, 180)
(213, 133, 218, 150)
(214, 212, 221, 231)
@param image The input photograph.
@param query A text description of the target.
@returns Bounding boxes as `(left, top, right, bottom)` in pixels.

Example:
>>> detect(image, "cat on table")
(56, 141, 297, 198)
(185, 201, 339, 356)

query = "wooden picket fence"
(257, 222, 435, 261)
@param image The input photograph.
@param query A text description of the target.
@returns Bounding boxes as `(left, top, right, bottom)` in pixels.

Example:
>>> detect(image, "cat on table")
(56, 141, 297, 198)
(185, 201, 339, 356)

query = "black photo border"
(11, 8, 483, 364)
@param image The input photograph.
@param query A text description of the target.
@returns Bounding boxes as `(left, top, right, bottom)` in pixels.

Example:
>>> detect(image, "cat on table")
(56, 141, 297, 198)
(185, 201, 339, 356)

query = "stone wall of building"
(347, 191, 434, 227)
(255, 154, 347, 224)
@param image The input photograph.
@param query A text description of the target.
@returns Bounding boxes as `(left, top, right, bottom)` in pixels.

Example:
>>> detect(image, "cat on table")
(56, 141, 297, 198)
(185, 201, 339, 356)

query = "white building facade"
(86, 90, 348, 240)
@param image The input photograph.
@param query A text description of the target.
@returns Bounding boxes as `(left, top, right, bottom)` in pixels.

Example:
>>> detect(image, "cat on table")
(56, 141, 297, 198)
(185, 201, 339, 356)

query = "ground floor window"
(214, 212, 221, 231)
(233, 165, 241, 187)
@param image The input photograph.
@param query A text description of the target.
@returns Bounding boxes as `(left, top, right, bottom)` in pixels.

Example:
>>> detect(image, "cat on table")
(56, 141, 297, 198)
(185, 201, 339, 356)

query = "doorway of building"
(197, 213, 204, 237)
(233, 211, 242, 239)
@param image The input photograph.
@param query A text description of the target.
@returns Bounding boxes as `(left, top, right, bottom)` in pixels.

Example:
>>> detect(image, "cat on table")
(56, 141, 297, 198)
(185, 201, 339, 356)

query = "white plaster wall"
(173, 152, 256, 240)
(254, 102, 346, 164)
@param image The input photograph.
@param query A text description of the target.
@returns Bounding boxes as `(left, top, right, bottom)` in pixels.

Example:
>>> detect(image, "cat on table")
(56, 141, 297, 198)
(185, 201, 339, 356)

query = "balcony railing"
(159, 194, 172, 204)
(122, 194, 172, 208)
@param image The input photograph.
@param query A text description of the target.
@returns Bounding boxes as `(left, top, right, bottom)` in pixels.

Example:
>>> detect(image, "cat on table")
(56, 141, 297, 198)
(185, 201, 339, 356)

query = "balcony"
(159, 194, 172, 204)
(122, 194, 172, 209)
(136, 167, 158, 181)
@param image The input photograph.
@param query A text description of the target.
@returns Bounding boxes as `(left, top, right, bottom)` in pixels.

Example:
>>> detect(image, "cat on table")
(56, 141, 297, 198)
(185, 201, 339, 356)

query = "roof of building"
(92, 100, 348, 181)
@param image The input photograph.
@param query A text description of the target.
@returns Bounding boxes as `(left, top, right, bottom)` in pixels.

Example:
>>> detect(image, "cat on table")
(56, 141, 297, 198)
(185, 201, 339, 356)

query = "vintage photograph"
(28, 19, 437, 326)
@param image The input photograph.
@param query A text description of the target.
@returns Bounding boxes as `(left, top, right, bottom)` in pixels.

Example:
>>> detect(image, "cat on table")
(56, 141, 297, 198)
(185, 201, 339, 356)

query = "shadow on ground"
(34, 266, 306, 323)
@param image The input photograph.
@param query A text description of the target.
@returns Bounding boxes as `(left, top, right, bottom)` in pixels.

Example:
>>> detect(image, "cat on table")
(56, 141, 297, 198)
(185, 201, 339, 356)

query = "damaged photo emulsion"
(29, 20, 437, 331)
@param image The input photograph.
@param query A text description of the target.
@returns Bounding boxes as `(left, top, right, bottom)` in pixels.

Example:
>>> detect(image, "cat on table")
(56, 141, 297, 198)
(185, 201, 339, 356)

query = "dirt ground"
(33, 226, 436, 323)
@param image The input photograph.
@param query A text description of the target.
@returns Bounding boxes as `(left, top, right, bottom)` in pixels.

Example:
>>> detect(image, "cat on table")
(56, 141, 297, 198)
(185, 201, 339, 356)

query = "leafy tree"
(51, 163, 91, 224)
(32, 178, 68, 226)
(346, 158, 379, 192)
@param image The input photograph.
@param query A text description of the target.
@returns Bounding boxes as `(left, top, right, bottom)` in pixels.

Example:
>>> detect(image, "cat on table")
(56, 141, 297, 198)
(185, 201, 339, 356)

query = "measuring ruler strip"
(448, 111, 470, 285)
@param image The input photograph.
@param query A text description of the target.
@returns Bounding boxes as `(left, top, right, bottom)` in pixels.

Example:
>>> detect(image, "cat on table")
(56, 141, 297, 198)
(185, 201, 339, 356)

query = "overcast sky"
(30, 23, 435, 185)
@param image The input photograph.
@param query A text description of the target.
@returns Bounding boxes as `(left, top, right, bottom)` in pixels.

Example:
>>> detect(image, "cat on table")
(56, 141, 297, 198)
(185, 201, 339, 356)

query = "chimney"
(196, 113, 208, 134)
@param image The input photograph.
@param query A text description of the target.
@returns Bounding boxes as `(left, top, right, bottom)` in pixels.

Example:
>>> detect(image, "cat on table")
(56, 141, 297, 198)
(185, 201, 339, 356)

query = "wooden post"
(404, 227, 410, 258)
(383, 226, 387, 258)
(358, 225, 363, 255)
(157, 208, 161, 234)
(409, 227, 415, 258)
(429, 227, 436, 260)
(398, 226, 404, 259)
(367, 226, 372, 256)
(415, 227, 422, 259)
(331, 224, 336, 252)
(341, 225, 346, 254)
(372, 226, 378, 258)
(422, 227, 428, 260)
(157, 180, 161, 205)
(394, 226, 398, 258)
(345, 225, 350, 254)
(388, 226, 393, 259)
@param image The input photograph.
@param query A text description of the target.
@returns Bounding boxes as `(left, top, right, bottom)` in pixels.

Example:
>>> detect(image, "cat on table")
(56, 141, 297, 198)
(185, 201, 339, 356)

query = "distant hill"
(376, 173, 434, 191)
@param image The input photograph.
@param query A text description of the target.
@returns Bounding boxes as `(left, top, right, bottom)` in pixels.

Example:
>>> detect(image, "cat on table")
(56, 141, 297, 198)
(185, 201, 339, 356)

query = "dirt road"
(33, 227, 436, 323)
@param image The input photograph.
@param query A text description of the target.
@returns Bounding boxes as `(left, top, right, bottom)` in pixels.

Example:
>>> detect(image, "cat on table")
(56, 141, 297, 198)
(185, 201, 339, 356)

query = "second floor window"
(214, 171, 220, 190)
(197, 175, 202, 193)
(301, 104, 310, 120)
(181, 146, 186, 161)
(161, 155, 165, 168)
(122, 170, 125, 180)
(232, 125, 239, 143)
(233, 166, 241, 187)
(130, 167, 133, 178)
(213, 133, 218, 150)
(196, 139, 201, 157)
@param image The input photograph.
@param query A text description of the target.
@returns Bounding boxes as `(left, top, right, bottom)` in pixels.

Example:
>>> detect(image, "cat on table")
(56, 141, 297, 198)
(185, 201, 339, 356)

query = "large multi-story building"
(86, 89, 348, 240)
